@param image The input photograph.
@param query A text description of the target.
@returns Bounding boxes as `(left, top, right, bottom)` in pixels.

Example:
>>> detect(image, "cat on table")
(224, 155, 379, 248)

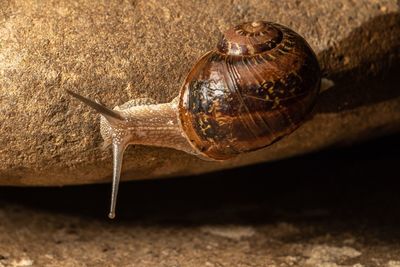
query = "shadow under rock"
(315, 12, 400, 113)
(0, 134, 400, 242)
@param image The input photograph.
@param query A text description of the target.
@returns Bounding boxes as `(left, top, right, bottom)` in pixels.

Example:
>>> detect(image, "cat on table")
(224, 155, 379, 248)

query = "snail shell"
(179, 21, 321, 160)
(66, 21, 321, 218)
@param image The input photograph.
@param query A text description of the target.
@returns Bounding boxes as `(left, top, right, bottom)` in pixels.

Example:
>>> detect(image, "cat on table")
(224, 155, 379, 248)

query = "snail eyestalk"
(108, 137, 128, 219)
(65, 89, 125, 122)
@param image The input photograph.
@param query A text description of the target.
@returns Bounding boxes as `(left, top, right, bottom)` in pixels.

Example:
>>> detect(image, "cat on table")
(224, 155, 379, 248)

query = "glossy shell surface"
(179, 21, 321, 160)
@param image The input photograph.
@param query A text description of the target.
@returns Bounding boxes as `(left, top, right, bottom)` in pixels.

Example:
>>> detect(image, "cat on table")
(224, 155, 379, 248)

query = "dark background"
(0, 133, 399, 231)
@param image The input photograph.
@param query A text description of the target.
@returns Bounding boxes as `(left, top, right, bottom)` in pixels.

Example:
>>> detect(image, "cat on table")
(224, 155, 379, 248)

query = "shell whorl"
(217, 21, 283, 56)
(179, 21, 321, 160)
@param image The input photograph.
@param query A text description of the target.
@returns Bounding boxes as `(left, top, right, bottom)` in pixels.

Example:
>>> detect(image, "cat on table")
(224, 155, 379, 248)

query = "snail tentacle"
(65, 90, 126, 122)
(108, 136, 129, 219)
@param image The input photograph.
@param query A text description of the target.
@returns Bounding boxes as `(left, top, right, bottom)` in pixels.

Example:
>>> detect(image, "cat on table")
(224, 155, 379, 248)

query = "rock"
(303, 245, 362, 266)
(0, 0, 399, 185)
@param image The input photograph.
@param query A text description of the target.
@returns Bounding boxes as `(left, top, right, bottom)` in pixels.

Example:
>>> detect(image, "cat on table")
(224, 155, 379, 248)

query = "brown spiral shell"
(178, 21, 321, 160)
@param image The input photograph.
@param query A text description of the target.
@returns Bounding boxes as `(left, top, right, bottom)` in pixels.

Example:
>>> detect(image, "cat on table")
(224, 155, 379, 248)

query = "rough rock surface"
(0, 0, 399, 185)
(0, 136, 399, 266)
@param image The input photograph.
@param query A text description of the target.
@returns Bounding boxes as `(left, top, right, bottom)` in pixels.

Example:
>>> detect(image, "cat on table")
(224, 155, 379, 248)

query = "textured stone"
(0, 0, 399, 185)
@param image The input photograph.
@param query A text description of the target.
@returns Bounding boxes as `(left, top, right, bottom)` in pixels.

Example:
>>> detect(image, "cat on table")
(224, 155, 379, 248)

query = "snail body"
(67, 21, 321, 218)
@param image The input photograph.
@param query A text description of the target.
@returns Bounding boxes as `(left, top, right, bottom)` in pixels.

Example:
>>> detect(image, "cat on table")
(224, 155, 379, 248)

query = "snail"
(66, 21, 321, 219)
